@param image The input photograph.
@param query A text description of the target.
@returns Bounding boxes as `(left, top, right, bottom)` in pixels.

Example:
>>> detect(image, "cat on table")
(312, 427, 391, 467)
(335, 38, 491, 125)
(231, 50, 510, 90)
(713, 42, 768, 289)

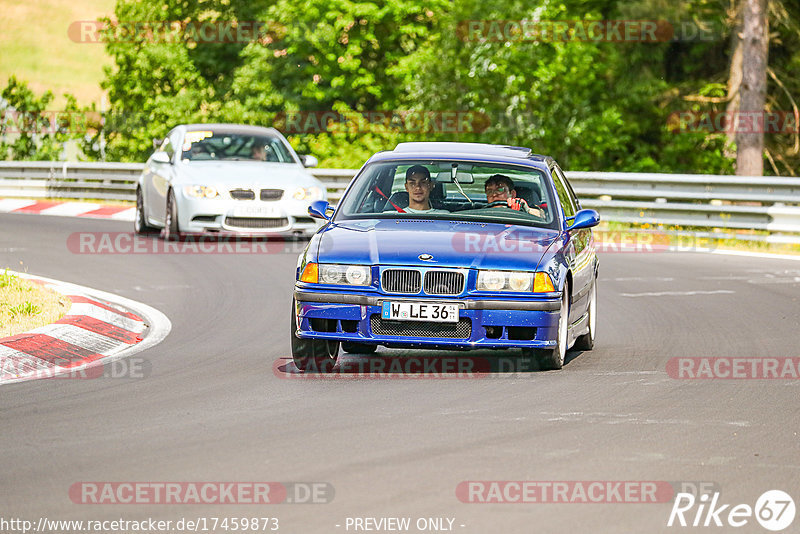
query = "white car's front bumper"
(175, 192, 325, 236)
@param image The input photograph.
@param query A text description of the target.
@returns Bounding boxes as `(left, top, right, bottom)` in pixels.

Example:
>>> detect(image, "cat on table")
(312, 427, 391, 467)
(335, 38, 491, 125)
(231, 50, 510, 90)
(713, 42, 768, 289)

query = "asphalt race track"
(1, 212, 799, 533)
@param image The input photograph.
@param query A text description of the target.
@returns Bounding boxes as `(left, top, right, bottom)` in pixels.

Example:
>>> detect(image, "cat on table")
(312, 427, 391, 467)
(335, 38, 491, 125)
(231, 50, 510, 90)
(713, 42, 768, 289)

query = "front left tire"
(522, 289, 569, 370)
(290, 298, 339, 372)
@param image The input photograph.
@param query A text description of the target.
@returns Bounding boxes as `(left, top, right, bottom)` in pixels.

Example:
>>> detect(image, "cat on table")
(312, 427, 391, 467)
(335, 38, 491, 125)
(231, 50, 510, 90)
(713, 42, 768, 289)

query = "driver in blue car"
(484, 174, 545, 218)
(403, 165, 449, 214)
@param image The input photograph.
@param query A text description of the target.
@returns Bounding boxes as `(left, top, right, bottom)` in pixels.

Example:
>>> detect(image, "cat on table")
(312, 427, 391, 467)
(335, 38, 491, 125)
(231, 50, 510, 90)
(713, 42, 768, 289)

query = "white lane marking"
(110, 208, 136, 221)
(0, 199, 38, 211)
(39, 202, 99, 217)
(620, 290, 736, 297)
(65, 302, 145, 333)
(711, 249, 800, 262)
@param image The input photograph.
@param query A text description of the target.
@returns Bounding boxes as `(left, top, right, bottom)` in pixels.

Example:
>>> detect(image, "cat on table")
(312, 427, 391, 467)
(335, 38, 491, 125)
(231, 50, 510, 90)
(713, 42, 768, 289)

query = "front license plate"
(381, 302, 459, 323)
(231, 205, 279, 217)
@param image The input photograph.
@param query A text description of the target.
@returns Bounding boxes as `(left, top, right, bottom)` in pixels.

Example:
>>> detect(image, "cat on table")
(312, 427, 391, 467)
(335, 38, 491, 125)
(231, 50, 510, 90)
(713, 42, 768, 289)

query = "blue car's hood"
(317, 219, 560, 271)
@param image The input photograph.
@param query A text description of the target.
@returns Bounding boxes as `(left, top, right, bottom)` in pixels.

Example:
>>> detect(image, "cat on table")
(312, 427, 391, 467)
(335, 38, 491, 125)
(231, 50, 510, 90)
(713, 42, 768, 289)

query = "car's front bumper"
(293, 288, 561, 350)
(176, 193, 324, 236)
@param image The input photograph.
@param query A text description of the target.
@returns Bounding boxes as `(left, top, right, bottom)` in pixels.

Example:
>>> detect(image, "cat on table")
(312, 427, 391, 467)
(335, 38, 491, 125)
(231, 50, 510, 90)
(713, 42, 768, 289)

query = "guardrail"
(1, 161, 799, 243)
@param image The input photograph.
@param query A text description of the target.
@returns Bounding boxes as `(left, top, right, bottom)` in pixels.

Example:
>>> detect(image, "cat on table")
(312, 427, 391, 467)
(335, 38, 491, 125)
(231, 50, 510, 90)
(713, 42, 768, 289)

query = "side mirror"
(567, 209, 600, 230)
(151, 151, 171, 164)
(300, 154, 318, 168)
(308, 200, 332, 220)
(152, 138, 163, 150)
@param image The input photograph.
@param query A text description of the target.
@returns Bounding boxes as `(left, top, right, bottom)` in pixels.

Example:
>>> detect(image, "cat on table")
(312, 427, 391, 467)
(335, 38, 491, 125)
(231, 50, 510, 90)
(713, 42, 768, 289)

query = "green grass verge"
(0, 270, 70, 338)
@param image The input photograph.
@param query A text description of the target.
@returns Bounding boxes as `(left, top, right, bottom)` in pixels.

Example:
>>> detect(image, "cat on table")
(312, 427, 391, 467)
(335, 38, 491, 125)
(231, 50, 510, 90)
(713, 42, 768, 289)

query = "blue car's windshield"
(335, 160, 559, 229)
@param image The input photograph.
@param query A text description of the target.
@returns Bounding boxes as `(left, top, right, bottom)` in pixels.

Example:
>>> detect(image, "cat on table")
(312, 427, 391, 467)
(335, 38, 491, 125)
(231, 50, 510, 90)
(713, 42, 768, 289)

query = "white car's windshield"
(335, 160, 559, 229)
(180, 131, 295, 163)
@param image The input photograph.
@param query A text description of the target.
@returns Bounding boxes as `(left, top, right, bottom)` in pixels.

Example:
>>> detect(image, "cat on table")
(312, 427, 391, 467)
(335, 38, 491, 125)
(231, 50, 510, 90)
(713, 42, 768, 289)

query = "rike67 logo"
(668, 490, 795, 531)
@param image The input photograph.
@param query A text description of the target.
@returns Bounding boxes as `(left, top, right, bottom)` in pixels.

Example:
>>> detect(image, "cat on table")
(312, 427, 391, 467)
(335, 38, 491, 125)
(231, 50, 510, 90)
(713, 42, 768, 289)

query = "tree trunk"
(725, 3, 743, 158)
(736, 0, 768, 176)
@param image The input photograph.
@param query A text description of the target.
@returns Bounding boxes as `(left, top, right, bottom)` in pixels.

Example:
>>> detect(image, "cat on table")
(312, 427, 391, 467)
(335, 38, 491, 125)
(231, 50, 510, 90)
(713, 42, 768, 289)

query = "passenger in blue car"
(484, 174, 545, 218)
(402, 165, 449, 214)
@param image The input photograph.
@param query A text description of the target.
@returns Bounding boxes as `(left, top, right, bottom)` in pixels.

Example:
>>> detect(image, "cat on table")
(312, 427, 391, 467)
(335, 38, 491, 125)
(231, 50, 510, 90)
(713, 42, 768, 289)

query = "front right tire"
(163, 189, 182, 240)
(290, 298, 339, 372)
(134, 187, 158, 235)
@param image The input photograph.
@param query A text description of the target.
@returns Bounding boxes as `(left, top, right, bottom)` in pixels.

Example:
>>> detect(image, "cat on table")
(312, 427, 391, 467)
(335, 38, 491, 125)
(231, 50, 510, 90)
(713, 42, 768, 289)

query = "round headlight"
(320, 266, 343, 284)
(508, 272, 533, 292)
(345, 266, 368, 285)
(481, 271, 505, 291)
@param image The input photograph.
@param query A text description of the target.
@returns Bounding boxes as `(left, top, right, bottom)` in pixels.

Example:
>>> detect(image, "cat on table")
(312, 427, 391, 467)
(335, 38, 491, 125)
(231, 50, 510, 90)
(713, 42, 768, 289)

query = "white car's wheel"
(134, 187, 157, 235)
(163, 189, 182, 240)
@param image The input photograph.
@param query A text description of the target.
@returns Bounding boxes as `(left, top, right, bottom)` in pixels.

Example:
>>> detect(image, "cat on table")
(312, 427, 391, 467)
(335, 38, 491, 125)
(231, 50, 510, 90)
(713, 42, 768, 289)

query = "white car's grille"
(224, 217, 288, 228)
(230, 188, 255, 200)
(260, 189, 283, 201)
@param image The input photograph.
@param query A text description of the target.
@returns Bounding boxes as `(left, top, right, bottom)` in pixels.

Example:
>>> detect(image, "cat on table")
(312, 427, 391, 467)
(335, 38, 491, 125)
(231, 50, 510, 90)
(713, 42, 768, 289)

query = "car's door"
(146, 132, 179, 225)
(551, 164, 593, 323)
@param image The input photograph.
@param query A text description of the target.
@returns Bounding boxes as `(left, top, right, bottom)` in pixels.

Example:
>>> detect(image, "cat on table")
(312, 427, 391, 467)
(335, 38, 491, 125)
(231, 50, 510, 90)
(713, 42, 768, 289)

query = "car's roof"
(179, 123, 282, 136)
(366, 142, 553, 170)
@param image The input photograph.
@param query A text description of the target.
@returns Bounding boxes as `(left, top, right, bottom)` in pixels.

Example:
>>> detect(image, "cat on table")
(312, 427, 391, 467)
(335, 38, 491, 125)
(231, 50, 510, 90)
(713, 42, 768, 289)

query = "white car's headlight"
(477, 270, 550, 292)
(292, 186, 323, 201)
(318, 264, 371, 286)
(184, 185, 219, 198)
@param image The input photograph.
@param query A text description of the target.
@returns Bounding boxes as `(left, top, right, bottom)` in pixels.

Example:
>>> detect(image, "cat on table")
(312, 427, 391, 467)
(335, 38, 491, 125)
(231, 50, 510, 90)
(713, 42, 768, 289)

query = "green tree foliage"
(6, 0, 794, 173)
(0, 77, 88, 160)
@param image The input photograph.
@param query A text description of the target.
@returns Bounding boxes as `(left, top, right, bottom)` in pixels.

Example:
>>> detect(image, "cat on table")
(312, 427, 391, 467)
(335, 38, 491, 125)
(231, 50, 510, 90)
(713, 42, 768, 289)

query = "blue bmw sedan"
(291, 142, 599, 371)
